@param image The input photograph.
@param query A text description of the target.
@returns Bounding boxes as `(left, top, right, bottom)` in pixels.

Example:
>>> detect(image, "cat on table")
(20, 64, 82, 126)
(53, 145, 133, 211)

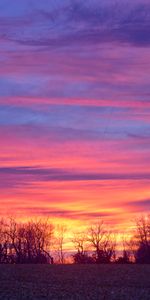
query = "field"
(0, 264, 150, 300)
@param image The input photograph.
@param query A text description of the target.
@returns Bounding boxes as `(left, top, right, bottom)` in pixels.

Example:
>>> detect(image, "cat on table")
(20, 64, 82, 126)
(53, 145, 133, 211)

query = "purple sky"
(0, 0, 150, 230)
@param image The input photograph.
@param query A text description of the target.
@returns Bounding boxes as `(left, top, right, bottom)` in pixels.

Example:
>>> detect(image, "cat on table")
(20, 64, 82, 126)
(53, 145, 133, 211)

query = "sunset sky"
(0, 0, 150, 234)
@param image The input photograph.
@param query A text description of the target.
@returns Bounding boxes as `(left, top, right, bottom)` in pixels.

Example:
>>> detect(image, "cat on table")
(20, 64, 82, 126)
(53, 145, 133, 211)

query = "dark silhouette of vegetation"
(87, 221, 116, 263)
(133, 215, 150, 263)
(0, 215, 150, 264)
(72, 222, 116, 264)
(115, 250, 131, 264)
(55, 225, 67, 264)
(73, 252, 95, 264)
(0, 218, 54, 264)
(72, 232, 94, 263)
(116, 235, 132, 264)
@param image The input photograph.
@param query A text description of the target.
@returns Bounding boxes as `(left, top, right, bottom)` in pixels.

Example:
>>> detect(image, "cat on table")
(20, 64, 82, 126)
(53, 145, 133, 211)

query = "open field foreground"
(0, 265, 150, 300)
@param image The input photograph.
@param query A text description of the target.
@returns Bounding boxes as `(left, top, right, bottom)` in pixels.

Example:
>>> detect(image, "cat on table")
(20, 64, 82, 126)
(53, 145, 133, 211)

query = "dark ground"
(0, 264, 150, 300)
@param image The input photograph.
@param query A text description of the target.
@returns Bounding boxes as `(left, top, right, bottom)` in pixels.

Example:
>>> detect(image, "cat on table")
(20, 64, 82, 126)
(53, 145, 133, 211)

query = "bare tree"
(72, 232, 94, 264)
(72, 232, 86, 255)
(33, 219, 54, 261)
(132, 215, 150, 263)
(5, 218, 54, 264)
(55, 225, 67, 264)
(0, 218, 10, 263)
(116, 235, 132, 264)
(87, 220, 116, 263)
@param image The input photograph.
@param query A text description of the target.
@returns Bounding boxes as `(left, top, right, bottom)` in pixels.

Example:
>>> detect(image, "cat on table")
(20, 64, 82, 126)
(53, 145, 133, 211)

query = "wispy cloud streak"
(0, 0, 149, 229)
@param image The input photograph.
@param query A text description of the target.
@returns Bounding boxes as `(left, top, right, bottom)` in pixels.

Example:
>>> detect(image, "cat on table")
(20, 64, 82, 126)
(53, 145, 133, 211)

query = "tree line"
(0, 215, 150, 264)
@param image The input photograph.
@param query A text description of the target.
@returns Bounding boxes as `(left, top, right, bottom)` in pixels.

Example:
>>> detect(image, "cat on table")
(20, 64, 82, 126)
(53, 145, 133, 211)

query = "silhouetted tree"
(72, 251, 95, 264)
(55, 225, 67, 264)
(2, 215, 150, 264)
(72, 232, 86, 255)
(5, 218, 54, 264)
(0, 219, 10, 263)
(133, 215, 150, 263)
(87, 221, 116, 263)
(116, 235, 132, 264)
(72, 232, 94, 264)
(116, 250, 131, 264)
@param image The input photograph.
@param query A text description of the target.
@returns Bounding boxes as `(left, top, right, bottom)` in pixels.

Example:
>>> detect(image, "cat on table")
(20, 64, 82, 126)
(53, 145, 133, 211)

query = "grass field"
(0, 264, 150, 300)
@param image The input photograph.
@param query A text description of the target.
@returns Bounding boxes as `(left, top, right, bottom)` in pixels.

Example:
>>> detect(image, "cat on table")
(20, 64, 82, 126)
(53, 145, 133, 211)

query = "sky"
(0, 0, 150, 234)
